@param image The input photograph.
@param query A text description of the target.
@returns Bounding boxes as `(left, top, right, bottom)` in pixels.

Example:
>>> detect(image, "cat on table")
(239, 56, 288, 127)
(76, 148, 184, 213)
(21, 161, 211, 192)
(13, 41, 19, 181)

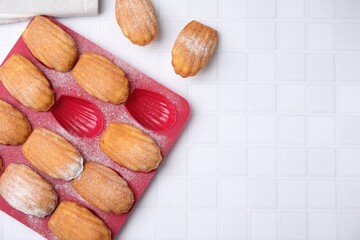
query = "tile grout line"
(245, 0, 251, 239)
(304, 0, 311, 238)
(334, 0, 341, 239)
(275, 0, 282, 238)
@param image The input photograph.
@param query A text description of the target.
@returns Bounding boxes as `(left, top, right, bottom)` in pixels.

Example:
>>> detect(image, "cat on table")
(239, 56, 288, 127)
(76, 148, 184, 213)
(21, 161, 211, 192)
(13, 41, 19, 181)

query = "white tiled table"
(2, 0, 360, 239)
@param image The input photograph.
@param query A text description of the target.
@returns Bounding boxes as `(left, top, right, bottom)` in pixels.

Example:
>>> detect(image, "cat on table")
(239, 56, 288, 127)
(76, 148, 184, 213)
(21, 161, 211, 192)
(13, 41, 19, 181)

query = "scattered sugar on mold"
(26, 215, 45, 233)
(54, 181, 80, 200)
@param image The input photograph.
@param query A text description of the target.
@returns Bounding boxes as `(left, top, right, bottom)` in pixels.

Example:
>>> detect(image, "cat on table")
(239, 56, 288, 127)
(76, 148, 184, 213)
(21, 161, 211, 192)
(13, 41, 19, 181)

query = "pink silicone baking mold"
(0, 16, 190, 240)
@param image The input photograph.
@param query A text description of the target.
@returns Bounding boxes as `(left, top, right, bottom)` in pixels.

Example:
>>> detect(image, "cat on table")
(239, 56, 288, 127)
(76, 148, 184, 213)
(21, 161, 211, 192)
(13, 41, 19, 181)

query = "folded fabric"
(0, 0, 99, 24)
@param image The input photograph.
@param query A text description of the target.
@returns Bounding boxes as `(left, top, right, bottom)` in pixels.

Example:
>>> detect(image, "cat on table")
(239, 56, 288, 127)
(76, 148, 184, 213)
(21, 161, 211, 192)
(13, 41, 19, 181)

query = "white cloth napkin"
(0, 0, 99, 24)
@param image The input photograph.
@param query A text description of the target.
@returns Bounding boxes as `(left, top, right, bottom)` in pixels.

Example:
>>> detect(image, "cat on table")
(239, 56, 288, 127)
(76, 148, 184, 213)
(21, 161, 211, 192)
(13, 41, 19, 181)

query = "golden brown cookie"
(172, 20, 218, 78)
(22, 16, 78, 72)
(48, 201, 111, 240)
(115, 0, 158, 46)
(22, 128, 83, 181)
(72, 162, 134, 214)
(71, 52, 129, 104)
(0, 99, 32, 145)
(0, 163, 58, 217)
(100, 122, 162, 172)
(0, 54, 55, 111)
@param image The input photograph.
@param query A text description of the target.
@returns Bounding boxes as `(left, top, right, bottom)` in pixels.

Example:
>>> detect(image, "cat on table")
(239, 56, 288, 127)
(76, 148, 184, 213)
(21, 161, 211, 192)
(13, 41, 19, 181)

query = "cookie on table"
(172, 20, 218, 78)
(115, 0, 158, 46)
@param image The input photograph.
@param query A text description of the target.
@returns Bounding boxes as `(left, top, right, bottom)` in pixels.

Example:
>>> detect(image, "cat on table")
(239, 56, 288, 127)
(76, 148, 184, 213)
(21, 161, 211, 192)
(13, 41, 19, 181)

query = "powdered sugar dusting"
(1, 178, 48, 217)
(0, 165, 58, 218)
(56, 156, 84, 181)
(179, 32, 209, 57)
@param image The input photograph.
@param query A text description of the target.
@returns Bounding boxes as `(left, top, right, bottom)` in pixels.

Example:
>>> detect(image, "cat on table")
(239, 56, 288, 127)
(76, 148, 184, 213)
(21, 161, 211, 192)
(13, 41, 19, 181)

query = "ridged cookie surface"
(22, 128, 83, 181)
(48, 201, 111, 240)
(0, 163, 58, 217)
(172, 20, 218, 77)
(22, 16, 78, 72)
(72, 162, 134, 214)
(115, 0, 158, 46)
(0, 99, 31, 145)
(72, 52, 129, 104)
(0, 54, 54, 111)
(100, 122, 162, 172)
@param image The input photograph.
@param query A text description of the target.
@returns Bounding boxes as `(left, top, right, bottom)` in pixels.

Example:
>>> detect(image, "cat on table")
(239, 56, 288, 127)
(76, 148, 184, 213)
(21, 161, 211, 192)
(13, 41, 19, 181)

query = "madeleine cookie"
(0, 164, 58, 217)
(100, 123, 162, 172)
(72, 52, 129, 104)
(48, 201, 111, 240)
(172, 20, 218, 78)
(0, 99, 31, 145)
(115, 0, 157, 46)
(72, 162, 134, 214)
(0, 54, 55, 111)
(22, 128, 83, 181)
(22, 16, 78, 72)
